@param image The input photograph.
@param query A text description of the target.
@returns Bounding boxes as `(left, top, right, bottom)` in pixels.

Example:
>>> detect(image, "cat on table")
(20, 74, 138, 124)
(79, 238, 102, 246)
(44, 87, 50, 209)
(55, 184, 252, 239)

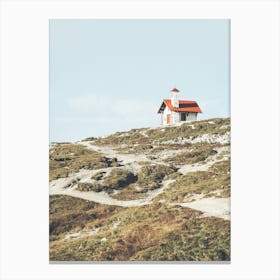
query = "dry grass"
(146, 118, 230, 143)
(136, 164, 177, 191)
(163, 145, 218, 166)
(49, 199, 230, 261)
(115, 144, 154, 154)
(111, 164, 178, 200)
(154, 160, 230, 204)
(49, 118, 231, 261)
(76, 182, 103, 192)
(93, 118, 230, 149)
(94, 129, 150, 147)
(102, 169, 137, 190)
(76, 169, 138, 194)
(49, 144, 119, 181)
(49, 195, 122, 241)
(110, 184, 148, 200)
(91, 171, 106, 181)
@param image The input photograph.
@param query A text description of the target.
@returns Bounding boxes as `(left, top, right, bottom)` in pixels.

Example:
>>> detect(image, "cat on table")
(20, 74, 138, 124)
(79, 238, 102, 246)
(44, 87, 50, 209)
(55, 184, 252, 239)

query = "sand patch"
(181, 197, 230, 220)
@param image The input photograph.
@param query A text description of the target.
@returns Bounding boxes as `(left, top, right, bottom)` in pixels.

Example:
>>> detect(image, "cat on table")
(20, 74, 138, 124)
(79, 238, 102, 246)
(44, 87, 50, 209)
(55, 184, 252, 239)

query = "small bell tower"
(170, 87, 179, 108)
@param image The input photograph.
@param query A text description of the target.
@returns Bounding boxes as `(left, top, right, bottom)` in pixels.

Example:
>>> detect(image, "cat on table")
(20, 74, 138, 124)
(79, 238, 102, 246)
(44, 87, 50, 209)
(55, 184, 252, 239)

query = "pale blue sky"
(50, 19, 230, 142)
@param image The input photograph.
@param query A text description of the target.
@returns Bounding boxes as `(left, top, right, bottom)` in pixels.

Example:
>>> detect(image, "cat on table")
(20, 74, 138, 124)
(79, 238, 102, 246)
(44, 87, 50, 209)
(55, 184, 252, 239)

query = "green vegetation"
(136, 164, 177, 191)
(49, 195, 121, 241)
(110, 164, 177, 200)
(155, 160, 230, 204)
(81, 137, 97, 141)
(49, 144, 119, 181)
(94, 129, 150, 147)
(110, 184, 147, 201)
(91, 171, 106, 181)
(145, 118, 230, 144)
(74, 164, 178, 198)
(115, 144, 154, 154)
(164, 145, 218, 165)
(94, 118, 230, 148)
(77, 169, 138, 193)
(103, 169, 137, 190)
(76, 182, 103, 192)
(131, 217, 230, 261)
(49, 117, 231, 261)
(49, 197, 230, 261)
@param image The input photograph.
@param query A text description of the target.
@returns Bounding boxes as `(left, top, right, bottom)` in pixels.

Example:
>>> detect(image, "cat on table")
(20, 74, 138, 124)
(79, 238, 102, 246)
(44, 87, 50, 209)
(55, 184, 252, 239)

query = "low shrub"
(50, 200, 230, 261)
(49, 144, 120, 181)
(81, 137, 97, 141)
(164, 146, 218, 165)
(91, 171, 106, 181)
(103, 169, 137, 190)
(160, 160, 230, 202)
(49, 195, 121, 239)
(76, 182, 103, 192)
(136, 164, 177, 192)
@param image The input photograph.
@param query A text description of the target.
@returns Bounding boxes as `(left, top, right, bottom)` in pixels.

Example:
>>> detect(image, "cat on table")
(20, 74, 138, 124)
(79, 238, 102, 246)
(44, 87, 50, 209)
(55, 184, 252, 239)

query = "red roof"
(157, 99, 202, 113)
(170, 87, 180, 93)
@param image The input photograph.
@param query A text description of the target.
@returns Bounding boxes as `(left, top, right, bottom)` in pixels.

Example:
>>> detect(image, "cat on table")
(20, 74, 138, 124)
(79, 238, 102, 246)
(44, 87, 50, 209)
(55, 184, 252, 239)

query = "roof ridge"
(158, 99, 202, 113)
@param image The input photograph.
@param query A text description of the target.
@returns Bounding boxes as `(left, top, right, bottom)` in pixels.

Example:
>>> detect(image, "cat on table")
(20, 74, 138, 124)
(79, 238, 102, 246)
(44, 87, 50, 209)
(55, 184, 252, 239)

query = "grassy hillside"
(50, 196, 230, 261)
(49, 117, 230, 261)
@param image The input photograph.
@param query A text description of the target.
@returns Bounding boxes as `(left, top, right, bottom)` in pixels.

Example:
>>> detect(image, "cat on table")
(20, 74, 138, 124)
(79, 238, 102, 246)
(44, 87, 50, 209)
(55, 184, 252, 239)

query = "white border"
(0, 1, 279, 280)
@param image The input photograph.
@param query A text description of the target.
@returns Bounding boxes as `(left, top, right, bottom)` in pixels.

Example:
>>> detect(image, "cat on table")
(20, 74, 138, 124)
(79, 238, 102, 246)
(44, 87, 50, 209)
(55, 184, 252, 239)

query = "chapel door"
(167, 114, 171, 124)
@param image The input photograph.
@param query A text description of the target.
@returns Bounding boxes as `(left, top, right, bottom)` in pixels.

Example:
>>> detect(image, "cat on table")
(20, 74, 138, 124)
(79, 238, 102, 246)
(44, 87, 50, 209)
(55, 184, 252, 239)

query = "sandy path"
(80, 141, 194, 167)
(50, 142, 230, 219)
(181, 197, 230, 220)
(50, 185, 148, 207)
(49, 169, 175, 207)
(79, 141, 149, 165)
(50, 142, 178, 207)
(178, 146, 230, 175)
(49, 170, 147, 207)
(79, 141, 149, 172)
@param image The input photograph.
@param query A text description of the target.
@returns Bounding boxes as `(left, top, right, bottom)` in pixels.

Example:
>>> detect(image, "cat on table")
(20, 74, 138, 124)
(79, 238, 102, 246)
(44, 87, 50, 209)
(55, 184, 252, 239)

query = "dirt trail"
(178, 146, 230, 175)
(50, 141, 173, 207)
(79, 141, 149, 172)
(50, 142, 230, 219)
(50, 184, 148, 207)
(50, 170, 175, 207)
(181, 197, 230, 220)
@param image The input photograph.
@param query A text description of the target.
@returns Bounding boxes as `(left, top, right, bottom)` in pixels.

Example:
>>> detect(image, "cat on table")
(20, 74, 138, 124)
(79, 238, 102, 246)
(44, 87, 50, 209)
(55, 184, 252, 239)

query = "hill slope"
(49, 117, 230, 261)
